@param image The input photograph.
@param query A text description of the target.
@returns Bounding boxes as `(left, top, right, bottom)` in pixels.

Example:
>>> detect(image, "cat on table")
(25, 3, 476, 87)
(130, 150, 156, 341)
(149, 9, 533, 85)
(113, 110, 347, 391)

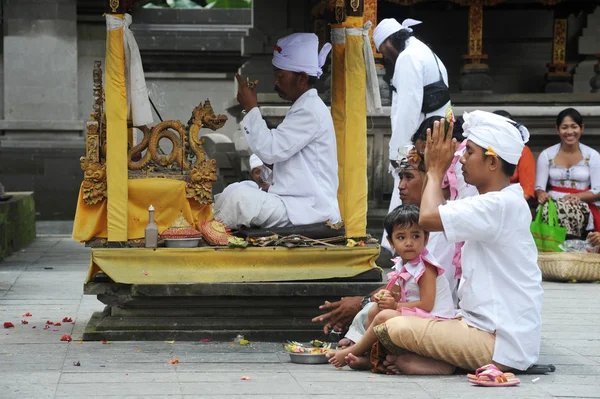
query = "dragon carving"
(80, 61, 226, 206)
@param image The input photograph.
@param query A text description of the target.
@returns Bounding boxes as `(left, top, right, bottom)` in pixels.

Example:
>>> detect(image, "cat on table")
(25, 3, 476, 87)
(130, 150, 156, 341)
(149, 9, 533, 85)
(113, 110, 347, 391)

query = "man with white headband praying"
(222, 32, 340, 230)
(373, 18, 451, 259)
(369, 111, 543, 377)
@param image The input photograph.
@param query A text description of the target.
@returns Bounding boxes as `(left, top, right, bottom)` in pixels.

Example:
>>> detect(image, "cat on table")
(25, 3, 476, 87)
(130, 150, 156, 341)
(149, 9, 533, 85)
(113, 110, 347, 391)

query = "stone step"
(84, 279, 384, 341)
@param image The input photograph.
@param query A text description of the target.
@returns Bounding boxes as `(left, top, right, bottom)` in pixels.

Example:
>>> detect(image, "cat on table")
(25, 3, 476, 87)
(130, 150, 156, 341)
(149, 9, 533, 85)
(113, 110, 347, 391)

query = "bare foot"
(346, 353, 371, 370)
(327, 347, 351, 368)
(384, 354, 401, 375)
(337, 338, 354, 349)
(384, 353, 454, 375)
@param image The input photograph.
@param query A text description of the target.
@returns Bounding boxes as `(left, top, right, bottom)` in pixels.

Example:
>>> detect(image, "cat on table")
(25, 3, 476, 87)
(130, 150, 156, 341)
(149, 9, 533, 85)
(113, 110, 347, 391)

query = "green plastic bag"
(530, 199, 566, 252)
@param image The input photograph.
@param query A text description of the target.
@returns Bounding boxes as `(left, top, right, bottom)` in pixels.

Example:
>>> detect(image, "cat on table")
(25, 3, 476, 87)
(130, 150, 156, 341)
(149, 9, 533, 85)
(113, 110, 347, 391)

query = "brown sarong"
(372, 316, 496, 372)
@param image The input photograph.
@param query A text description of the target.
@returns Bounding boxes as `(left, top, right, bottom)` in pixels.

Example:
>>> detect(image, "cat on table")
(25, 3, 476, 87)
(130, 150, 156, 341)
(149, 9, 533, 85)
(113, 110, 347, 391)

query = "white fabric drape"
(333, 22, 382, 115)
(106, 14, 153, 127)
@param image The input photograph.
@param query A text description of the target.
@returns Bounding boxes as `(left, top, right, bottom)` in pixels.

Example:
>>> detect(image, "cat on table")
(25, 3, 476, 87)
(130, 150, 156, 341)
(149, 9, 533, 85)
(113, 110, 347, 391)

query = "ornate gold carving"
(81, 61, 224, 206)
(335, 0, 345, 23)
(461, 0, 487, 69)
(81, 111, 107, 205)
(350, 0, 360, 12)
(109, 0, 119, 13)
(80, 158, 107, 205)
(363, 0, 381, 60)
(184, 100, 226, 204)
(548, 19, 569, 76)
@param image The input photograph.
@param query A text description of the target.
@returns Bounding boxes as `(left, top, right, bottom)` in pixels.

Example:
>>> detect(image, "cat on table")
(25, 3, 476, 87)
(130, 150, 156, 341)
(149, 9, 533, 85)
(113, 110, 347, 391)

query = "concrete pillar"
(0, 0, 83, 220)
(575, 7, 600, 92)
(3, 0, 79, 124)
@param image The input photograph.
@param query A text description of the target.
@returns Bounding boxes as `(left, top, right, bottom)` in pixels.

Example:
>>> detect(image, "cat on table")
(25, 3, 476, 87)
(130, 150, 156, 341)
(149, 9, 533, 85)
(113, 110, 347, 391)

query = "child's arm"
(396, 263, 438, 313)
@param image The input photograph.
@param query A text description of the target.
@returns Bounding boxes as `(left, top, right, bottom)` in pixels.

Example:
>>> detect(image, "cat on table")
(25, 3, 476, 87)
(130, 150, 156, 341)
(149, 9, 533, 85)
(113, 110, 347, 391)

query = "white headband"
(249, 154, 263, 170)
(462, 110, 530, 165)
(373, 18, 422, 51)
(272, 33, 332, 79)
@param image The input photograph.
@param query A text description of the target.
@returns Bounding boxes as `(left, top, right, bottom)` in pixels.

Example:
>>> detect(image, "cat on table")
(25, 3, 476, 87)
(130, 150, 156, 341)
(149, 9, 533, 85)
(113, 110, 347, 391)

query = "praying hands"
(424, 118, 457, 178)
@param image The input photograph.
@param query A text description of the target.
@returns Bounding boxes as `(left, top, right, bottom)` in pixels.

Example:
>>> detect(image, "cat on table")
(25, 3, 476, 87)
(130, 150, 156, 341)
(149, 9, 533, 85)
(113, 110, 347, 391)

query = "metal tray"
(164, 238, 201, 248)
(288, 352, 330, 364)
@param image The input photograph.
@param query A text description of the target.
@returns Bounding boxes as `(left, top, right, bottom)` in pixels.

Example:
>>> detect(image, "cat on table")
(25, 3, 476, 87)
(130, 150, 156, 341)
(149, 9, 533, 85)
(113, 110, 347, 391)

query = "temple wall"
(0, 1, 599, 222)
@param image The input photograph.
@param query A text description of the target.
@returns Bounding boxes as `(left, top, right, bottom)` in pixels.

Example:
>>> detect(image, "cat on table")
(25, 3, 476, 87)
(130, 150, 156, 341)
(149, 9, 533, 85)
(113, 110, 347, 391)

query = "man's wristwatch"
(360, 296, 371, 309)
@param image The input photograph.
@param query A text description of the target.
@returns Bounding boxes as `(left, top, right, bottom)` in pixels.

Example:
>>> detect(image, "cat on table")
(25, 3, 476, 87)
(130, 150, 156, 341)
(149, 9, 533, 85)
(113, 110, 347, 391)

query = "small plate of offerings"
(161, 213, 202, 248)
(283, 340, 336, 364)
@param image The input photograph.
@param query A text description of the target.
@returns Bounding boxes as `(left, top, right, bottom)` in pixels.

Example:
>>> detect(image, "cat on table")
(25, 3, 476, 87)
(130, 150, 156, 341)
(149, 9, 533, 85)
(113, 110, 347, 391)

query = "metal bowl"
(288, 352, 330, 364)
(164, 238, 201, 248)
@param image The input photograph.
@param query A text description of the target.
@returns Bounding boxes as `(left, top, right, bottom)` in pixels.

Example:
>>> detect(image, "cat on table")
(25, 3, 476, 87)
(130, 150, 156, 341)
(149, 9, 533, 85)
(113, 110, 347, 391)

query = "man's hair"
(384, 204, 421, 238)
(388, 30, 414, 53)
(294, 72, 318, 88)
(411, 115, 464, 144)
(493, 110, 513, 119)
(556, 107, 583, 128)
(481, 150, 517, 177)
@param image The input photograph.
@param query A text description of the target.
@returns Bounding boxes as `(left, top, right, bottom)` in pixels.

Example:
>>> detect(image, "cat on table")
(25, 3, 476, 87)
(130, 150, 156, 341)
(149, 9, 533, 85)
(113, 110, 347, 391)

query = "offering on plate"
(161, 212, 202, 247)
(284, 341, 334, 354)
(201, 219, 231, 246)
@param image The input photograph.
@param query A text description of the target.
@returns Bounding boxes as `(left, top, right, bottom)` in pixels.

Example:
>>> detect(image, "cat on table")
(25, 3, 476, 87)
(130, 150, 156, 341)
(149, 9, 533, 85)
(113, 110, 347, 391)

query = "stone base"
(459, 67, 494, 93)
(83, 277, 383, 341)
(545, 74, 573, 93)
(0, 192, 36, 261)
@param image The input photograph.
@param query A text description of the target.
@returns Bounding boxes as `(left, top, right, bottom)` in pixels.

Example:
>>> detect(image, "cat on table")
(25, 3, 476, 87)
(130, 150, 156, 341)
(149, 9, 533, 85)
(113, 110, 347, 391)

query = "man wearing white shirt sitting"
(217, 33, 341, 230)
(373, 111, 543, 374)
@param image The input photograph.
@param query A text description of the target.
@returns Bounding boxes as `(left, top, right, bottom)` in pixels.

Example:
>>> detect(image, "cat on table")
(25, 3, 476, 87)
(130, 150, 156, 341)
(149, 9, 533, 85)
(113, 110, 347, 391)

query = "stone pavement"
(0, 235, 599, 399)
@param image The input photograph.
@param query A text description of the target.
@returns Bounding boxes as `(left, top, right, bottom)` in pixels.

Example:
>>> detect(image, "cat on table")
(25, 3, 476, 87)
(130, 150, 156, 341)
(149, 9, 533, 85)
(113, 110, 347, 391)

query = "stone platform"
(0, 192, 36, 261)
(83, 275, 383, 342)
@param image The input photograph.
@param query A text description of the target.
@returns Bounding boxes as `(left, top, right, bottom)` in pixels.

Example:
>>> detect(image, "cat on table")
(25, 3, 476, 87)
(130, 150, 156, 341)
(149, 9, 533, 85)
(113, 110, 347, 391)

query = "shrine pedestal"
(83, 277, 382, 342)
(82, 246, 382, 341)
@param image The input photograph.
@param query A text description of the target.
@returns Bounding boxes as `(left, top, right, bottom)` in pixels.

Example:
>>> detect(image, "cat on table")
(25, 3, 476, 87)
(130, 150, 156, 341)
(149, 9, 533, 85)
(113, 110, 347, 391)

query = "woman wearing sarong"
(535, 108, 600, 238)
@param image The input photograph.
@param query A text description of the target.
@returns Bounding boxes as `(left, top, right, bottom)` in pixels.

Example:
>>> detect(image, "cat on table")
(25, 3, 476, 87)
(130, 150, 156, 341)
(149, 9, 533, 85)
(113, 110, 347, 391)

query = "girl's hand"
(377, 295, 397, 310)
(373, 290, 387, 303)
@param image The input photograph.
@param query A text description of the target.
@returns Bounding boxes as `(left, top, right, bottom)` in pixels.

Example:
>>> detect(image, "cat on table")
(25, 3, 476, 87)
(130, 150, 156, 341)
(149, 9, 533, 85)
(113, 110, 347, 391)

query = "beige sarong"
(373, 316, 496, 372)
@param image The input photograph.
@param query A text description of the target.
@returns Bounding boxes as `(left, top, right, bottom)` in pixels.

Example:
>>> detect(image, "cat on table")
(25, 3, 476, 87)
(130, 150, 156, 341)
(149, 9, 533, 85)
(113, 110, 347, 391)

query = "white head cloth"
(272, 33, 332, 79)
(373, 18, 422, 51)
(462, 110, 530, 165)
(249, 154, 263, 170)
(106, 14, 153, 126)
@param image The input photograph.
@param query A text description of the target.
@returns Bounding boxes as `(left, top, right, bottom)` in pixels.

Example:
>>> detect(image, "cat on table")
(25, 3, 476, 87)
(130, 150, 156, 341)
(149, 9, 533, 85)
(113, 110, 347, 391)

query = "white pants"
(380, 170, 402, 253)
(344, 302, 376, 343)
(213, 181, 291, 229)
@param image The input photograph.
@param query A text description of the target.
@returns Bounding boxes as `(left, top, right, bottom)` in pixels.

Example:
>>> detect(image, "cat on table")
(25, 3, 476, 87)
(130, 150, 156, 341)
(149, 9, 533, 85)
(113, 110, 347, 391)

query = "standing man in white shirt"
(372, 18, 451, 257)
(217, 33, 341, 230)
(372, 111, 543, 374)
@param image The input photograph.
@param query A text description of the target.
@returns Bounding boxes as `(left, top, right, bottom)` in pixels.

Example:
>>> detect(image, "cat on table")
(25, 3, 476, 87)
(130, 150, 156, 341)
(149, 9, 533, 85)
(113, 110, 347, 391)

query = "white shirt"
(389, 37, 450, 161)
(439, 184, 543, 370)
(240, 89, 341, 226)
(427, 231, 459, 307)
(535, 143, 600, 195)
(536, 143, 600, 230)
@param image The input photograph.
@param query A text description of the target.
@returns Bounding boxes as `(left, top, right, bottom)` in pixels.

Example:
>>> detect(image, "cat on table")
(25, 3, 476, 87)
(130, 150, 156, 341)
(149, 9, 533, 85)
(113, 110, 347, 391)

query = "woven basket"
(538, 252, 600, 282)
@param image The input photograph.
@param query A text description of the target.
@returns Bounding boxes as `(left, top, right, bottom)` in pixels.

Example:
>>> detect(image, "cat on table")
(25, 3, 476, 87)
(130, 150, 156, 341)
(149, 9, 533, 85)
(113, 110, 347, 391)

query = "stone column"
(458, 0, 495, 94)
(3, 0, 79, 131)
(545, 18, 573, 93)
(575, 7, 600, 92)
(0, 0, 82, 219)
